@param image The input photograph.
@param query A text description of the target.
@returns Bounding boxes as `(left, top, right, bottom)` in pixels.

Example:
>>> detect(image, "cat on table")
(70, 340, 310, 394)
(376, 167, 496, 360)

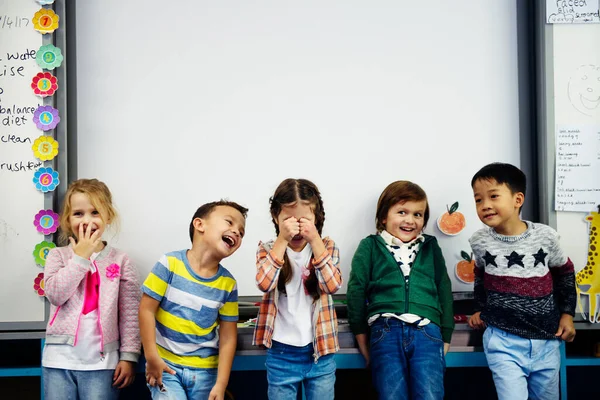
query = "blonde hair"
(58, 179, 119, 245)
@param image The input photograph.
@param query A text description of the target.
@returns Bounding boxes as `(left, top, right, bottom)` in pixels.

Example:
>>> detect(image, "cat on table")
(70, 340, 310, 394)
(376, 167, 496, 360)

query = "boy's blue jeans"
(369, 317, 446, 400)
(146, 361, 218, 400)
(266, 340, 336, 400)
(483, 325, 561, 400)
(43, 367, 119, 400)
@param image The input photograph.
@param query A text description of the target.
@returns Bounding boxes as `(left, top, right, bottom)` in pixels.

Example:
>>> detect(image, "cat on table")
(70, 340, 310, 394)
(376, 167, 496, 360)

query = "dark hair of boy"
(269, 178, 325, 300)
(375, 181, 430, 232)
(188, 200, 249, 242)
(471, 162, 527, 208)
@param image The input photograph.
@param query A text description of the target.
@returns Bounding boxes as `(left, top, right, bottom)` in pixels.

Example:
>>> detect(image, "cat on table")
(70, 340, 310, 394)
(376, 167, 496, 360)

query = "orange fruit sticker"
(456, 251, 475, 284)
(437, 201, 466, 235)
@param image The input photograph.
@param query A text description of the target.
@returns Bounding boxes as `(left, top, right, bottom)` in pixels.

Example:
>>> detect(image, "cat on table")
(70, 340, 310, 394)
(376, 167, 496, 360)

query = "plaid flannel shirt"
(252, 237, 342, 361)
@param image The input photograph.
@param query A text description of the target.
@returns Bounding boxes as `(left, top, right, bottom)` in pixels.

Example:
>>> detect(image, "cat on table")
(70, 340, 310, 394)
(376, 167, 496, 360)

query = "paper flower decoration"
(32, 136, 59, 161)
(31, 72, 58, 97)
(36, 44, 63, 70)
(33, 106, 60, 131)
(33, 241, 56, 267)
(106, 264, 122, 280)
(33, 8, 59, 34)
(34, 209, 60, 235)
(33, 273, 45, 296)
(33, 167, 60, 192)
(36, 1, 56, 5)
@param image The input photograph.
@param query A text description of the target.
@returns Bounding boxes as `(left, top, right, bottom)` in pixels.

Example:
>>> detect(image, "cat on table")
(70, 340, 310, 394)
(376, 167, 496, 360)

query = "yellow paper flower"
(32, 136, 59, 161)
(33, 8, 59, 34)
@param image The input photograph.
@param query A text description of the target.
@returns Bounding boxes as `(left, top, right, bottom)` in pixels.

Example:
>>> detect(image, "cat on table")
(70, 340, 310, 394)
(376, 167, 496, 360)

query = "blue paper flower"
(33, 167, 60, 193)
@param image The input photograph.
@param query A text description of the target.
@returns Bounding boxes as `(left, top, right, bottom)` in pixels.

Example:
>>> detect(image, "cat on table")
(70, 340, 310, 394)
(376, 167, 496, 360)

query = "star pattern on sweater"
(483, 251, 498, 267)
(505, 251, 525, 268)
(532, 248, 548, 267)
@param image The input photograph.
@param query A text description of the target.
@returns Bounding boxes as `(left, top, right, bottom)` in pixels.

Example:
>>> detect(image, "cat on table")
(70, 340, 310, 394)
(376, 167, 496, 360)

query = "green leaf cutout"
(461, 251, 472, 262)
(449, 201, 459, 214)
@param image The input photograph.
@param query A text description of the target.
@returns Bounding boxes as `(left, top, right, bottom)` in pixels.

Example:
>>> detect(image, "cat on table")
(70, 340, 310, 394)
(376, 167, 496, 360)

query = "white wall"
(75, 1, 521, 295)
(552, 24, 600, 271)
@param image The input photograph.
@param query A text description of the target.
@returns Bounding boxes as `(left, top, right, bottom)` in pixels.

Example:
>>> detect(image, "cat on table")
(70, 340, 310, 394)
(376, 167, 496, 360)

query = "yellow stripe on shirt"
(157, 345, 219, 369)
(156, 308, 217, 336)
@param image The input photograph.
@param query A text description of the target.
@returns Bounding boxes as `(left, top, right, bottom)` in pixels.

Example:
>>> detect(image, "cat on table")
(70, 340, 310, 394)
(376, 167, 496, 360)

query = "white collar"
(379, 230, 423, 248)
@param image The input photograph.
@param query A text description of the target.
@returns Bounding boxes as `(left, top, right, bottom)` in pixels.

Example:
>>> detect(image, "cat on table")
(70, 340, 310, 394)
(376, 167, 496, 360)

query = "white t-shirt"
(272, 245, 315, 347)
(42, 253, 119, 370)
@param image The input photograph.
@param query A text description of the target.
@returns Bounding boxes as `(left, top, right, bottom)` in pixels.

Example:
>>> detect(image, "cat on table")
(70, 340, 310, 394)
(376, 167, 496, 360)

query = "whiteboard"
(552, 23, 600, 271)
(75, 1, 521, 295)
(0, 0, 46, 323)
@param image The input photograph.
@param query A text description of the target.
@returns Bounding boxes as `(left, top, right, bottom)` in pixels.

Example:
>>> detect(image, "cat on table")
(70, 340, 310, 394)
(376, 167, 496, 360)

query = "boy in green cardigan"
(347, 180, 454, 400)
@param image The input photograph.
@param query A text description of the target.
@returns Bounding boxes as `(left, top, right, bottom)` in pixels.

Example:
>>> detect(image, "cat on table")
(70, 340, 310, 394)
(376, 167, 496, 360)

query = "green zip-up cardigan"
(347, 234, 455, 343)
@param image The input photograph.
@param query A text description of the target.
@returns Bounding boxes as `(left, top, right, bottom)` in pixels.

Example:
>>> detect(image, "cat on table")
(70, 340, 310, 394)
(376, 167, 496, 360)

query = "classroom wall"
(74, 1, 522, 295)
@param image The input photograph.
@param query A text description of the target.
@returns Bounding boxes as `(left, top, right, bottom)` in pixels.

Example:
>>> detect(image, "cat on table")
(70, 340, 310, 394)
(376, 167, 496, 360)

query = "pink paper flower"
(106, 264, 121, 280)
(33, 273, 45, 296)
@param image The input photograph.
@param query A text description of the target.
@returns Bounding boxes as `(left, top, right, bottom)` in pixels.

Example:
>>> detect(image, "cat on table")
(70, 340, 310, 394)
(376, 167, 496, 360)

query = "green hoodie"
(347, 234, 455, 343)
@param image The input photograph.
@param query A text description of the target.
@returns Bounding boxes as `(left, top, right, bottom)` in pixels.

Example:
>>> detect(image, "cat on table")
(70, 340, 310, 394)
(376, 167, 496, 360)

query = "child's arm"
(209, 321, 237, 400)
(112, 256, 142, 389)
(255, 242, 284, 292)
(432, 240, 455, 347)
(139, 294, 175, 388)
(551, 258, 577, 342)
(44, 248, 90, 306)
(347, 239, 372, 361)
(312, 238, 342, 294)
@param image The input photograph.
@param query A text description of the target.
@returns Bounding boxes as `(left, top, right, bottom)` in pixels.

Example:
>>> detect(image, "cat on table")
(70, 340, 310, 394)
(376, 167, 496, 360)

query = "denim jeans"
(483, 325, 561, 400)
(146, 361, 218, 400)
(43, 367, 119, 400)
(266, 340, 336, 400)
(369, 317, 446, 400)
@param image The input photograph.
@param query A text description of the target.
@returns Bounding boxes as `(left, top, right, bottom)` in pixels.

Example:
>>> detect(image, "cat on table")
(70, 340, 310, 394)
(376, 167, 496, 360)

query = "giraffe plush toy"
(576, 205, 600, 322)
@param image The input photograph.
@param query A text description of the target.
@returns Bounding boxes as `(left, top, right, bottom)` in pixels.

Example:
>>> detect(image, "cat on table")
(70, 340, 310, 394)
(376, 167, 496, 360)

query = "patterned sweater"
(469, 221, 576, 339)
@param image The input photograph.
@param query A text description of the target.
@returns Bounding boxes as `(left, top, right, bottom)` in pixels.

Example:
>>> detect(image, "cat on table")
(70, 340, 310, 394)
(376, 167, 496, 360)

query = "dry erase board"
(0, 0, 47, 325)
(75, 1, 523, 295)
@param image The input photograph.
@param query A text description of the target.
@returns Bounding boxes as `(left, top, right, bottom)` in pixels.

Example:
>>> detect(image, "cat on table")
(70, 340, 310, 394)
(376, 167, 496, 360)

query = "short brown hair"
(375, 181, 429, 232)
(189, 200, 248, 242)
(59, 179, 118, 245)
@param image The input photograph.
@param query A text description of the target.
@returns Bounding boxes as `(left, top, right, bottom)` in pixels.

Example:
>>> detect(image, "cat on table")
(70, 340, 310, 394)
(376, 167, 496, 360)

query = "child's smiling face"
(276, 201, 315, 251)
(200, 205, 246, 258)
(383, 200, 427, 243)
(68, 192, 107, 240)
(472, 178, 523, 235)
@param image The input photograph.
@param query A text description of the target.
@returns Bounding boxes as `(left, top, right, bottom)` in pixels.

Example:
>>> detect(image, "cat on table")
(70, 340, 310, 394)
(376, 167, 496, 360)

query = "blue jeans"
(43, 367, 119, 400)
(483, 326, 561, 400)
(146, 361, 218, 400)
(369, 318, 446, 400)
(266, 340, 336, 400)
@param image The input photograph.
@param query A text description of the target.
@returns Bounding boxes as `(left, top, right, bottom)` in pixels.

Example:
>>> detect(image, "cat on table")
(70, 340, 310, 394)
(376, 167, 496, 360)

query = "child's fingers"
(165, 365, 176, 375)
(85, 222, 92, 239)
(555, 326, 564, 337)
(69, 237, 76, 247)
(79, 223, 85, 239)
(113, 371, 126, 387)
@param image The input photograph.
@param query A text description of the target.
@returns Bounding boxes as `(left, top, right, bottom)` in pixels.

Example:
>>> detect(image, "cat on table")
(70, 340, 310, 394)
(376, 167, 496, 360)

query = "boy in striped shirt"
(139, 200, 247, 400)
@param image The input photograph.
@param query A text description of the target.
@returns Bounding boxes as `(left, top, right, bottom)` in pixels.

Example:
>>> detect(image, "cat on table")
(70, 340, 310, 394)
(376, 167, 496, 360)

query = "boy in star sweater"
(468, 163, 576, 400)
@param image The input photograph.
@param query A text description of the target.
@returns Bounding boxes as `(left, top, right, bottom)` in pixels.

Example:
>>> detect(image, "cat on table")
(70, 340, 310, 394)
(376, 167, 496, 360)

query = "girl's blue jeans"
(43, 367, 119, 400)
(266, 340, 336, 400)
(369, 317, 446, 400)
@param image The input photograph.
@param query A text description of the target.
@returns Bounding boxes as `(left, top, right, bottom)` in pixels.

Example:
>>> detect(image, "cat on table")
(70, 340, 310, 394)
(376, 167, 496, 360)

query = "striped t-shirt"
(142, 250, 238, 369)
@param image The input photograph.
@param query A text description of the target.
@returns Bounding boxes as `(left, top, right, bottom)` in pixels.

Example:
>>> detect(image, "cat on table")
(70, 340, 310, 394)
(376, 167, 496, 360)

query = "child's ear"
(514, 192, 525, 208)
(193, 217, 205, 233)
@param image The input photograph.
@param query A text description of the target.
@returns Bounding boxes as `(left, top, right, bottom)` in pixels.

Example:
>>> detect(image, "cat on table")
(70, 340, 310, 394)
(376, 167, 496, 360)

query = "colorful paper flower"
(34, 209, 60, 235)
(33, 106, 60, 131)
(31, 72, 58, 97)
(33, 241, 56, 267)
(33, 8, 59, 34)
(32, 136, 59, 161)
(36, 44, 63, 70)
(106, 264, 121, 280)
(36, 1, 56, 5)
(33, 167, 60, 192)
(33, 273, 45, 296)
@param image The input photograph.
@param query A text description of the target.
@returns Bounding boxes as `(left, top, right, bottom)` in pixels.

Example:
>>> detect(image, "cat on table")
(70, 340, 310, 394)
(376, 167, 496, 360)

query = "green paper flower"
(36, 44, 64, 70)
(33, 241, 56, 267)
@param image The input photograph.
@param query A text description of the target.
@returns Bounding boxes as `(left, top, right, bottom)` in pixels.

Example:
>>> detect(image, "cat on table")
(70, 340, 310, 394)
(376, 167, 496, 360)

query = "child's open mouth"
(400, 227, 414, 232)
(222, 235, 236, 248)
(291, 234, 303, 241)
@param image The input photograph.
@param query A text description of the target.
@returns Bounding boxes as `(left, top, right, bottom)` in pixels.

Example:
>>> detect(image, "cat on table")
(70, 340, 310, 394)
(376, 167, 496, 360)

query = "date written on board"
(0, 16, 30, 29)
